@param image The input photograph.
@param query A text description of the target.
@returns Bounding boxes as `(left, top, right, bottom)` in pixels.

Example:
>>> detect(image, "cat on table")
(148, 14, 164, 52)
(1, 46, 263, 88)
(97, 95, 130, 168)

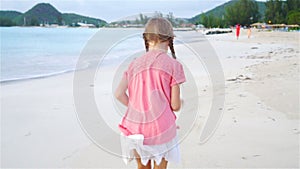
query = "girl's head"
(143, 17, 176, 59)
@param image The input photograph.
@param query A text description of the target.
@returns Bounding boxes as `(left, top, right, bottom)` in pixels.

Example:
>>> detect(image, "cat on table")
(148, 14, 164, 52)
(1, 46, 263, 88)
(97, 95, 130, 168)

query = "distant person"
(247, 27, 251, 39)
(115, 17, 186, 169)
(236, 24, 241, 40)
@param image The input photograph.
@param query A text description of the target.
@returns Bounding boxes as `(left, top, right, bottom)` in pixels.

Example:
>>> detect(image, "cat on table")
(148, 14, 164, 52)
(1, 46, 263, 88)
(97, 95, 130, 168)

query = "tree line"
(199, 0, 300, 28)
(265, 0, 300, 25)
(110, 12, 187, 28)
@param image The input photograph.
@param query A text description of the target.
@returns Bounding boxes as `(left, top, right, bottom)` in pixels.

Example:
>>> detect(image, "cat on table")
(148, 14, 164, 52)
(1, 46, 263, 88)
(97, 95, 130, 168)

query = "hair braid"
(143, 33, 149, 52)
(169, 38, 176, 59)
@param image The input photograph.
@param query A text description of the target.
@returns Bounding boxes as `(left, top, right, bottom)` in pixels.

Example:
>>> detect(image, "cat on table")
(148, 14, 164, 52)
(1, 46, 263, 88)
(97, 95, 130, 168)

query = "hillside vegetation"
(0, 3, 107, 27)
(191, 0, 299, 28)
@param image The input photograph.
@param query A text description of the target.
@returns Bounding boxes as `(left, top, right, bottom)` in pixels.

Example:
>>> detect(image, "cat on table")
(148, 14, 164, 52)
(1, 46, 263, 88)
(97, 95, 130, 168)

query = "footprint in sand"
(292, 128, 300, 135)
(24, 132, 31, 136)
(267, 116, 276, 121)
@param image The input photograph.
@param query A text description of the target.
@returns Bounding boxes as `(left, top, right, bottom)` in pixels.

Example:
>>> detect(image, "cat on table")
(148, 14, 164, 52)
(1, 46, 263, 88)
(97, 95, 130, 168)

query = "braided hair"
(143, 33, 176, 59)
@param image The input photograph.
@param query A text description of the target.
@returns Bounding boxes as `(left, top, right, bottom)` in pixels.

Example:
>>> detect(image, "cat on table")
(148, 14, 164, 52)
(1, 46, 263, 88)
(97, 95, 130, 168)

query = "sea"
(0, 27, 143, 83)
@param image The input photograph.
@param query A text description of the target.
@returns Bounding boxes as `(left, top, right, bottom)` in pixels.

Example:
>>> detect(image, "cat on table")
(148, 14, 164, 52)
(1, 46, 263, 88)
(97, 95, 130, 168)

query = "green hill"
(0, 11, 22, 20)
(0, 3, 107, 27)
(190, 0, 266, 24)
(189, 1, 235, 23)
(0, 11, 22, 26)
(13, 3, 62, 26)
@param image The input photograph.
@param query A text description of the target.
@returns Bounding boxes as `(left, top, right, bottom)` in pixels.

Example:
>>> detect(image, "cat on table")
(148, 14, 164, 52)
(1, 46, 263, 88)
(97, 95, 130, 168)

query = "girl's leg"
(133, 150, 151, 169)
(136, 158, 151, 169)
(154, 158, 168, 169)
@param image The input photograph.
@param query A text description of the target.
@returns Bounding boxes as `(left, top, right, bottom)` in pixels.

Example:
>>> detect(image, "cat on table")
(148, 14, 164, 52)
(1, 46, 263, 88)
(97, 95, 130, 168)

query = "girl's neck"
(149, 42, 168, 53)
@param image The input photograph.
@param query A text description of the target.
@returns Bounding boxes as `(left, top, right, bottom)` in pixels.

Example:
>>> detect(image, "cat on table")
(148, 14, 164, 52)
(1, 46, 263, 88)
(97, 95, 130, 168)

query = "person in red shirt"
(236, 24, 241, 40)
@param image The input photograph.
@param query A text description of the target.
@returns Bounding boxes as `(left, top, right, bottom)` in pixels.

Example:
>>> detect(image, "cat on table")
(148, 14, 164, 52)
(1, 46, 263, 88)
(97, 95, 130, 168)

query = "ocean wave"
(0, 68, 78, 84)
(0, 60, 92, 84)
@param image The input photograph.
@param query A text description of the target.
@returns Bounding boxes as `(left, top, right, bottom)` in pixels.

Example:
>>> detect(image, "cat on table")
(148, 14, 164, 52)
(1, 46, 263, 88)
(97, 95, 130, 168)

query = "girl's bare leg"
(133, 150, 151, 169)
(154, 158, 168, 169)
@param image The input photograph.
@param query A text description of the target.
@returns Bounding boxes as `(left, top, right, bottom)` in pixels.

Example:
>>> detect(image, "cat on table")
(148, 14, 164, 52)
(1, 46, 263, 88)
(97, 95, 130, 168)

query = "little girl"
(114, 17, 186, 169)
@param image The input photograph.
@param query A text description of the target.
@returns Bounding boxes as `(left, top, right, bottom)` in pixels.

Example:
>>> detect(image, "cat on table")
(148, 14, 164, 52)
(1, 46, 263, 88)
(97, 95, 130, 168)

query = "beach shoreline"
(1, 30, 299, 168)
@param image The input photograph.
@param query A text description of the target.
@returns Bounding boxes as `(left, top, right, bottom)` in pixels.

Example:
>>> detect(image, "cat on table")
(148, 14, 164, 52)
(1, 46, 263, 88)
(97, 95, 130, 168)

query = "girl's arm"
(170, 84, 181, 111)
(114, 76, 128, 106)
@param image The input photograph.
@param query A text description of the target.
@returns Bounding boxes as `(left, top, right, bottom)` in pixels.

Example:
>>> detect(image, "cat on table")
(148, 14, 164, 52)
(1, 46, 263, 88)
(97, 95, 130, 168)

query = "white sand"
(1, 29, 299, 168)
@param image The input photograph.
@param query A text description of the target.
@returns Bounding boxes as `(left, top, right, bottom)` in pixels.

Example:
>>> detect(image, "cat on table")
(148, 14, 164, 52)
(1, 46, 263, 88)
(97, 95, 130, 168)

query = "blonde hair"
(143, 17, 176, 59)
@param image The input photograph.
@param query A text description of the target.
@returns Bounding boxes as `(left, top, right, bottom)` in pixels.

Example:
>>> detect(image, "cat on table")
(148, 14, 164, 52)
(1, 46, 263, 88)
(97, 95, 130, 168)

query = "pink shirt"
(119, 50, 186, 145)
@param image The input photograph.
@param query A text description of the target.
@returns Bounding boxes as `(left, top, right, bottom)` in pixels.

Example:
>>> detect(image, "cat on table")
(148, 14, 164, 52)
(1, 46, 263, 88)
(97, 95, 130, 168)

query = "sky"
(0, 0, 265, 22)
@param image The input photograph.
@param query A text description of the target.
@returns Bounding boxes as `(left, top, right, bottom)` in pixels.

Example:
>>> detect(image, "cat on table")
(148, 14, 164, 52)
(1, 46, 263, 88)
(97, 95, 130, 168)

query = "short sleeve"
(170, 62, 186, 86)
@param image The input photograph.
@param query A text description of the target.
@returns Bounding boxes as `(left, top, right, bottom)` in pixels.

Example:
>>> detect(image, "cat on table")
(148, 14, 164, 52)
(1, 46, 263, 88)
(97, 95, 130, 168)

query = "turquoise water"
(0, 27, 159, 83)
(1, 27, 98, 82)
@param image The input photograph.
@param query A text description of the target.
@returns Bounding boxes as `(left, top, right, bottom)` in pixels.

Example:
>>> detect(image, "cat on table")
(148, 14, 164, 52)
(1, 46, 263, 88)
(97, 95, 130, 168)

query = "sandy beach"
(1, 29, 299, 168)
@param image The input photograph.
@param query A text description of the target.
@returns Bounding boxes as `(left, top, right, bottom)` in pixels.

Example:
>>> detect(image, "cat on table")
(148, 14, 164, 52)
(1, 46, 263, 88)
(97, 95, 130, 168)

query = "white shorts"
(120, 133, 181, 166)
